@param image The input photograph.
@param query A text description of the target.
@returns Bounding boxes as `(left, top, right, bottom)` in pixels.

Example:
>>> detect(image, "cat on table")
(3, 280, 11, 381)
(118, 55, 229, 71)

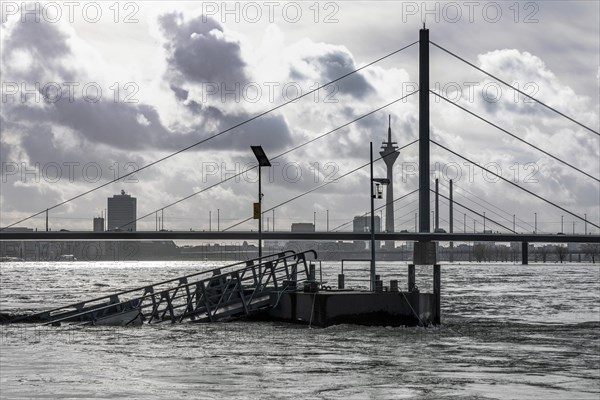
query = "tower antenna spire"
(380, 114, 400, 250)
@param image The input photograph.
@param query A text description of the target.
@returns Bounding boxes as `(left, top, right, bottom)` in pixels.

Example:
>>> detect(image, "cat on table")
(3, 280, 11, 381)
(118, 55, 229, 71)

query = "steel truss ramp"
(8, 250, 317, 326)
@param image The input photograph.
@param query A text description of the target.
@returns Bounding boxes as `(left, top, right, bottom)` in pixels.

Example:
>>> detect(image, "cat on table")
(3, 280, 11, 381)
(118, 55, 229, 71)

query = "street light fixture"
(251, 145, 271, 258)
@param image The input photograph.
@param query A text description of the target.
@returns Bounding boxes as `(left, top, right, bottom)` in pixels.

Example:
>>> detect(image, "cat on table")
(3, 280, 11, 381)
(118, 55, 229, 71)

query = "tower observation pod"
(380, 115, 400, 250)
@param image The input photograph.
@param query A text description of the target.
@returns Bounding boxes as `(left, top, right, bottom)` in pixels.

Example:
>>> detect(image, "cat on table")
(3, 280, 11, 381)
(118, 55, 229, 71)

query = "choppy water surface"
(1, 261, 598, 399)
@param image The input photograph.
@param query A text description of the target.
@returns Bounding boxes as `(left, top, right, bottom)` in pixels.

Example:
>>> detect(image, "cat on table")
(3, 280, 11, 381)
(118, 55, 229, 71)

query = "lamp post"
(370, 142, 389, 291)
(251, 146, 271, 258)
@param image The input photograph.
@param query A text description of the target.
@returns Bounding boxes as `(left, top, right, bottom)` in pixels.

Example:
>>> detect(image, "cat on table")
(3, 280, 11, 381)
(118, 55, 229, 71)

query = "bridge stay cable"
(436, 179, 534, 233)
(431, 189, 516, 233)
(430, 41, 600, 136)
(431, 139, 600, 229)
(1, 41, 418, 231)
(431, 91, 600, 183)
(331, 189, 419, 232)
(395, 208, 420, 229)
(434, 202, 472, 233)
(392, 198, 420, 222)
(222, 141, 419, 232)
(447, 180, 536, 231)
(394, 206, 420, 225)
(123, 94, 419, 230)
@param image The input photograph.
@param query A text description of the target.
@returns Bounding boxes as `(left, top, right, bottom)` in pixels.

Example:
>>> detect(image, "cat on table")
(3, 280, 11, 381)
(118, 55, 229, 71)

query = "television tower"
(380, 115, 400, 250)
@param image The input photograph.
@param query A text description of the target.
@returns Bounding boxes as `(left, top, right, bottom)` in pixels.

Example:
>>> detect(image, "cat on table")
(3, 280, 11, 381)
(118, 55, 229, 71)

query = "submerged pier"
(3, 250, 440, 328)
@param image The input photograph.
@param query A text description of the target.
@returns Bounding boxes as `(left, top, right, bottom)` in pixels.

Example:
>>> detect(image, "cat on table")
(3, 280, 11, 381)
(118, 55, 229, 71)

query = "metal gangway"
(11, 250, 317, 326)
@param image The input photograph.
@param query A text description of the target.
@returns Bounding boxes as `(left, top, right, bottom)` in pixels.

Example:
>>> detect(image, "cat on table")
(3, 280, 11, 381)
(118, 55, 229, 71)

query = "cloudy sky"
(1, 1, 599, 235)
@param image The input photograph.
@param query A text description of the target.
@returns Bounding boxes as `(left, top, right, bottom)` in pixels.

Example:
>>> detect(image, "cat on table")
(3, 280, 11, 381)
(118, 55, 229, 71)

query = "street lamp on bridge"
(251, 145, 271, 258)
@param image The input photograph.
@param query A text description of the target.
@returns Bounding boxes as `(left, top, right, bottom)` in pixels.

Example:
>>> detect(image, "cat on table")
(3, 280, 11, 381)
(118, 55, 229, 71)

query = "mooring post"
(433, 264, 441, 325)
(522, 242, 529, 265)
(309, 263, 316, 281)
(375, 274, 383, 292)
(408, 264, 416, 291)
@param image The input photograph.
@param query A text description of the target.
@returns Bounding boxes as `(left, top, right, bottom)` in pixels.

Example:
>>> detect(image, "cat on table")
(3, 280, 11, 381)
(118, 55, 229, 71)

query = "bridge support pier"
(522, 242, 529, 265)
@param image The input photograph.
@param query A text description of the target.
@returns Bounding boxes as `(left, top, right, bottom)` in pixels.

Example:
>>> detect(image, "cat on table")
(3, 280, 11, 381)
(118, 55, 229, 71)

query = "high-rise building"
(380, 115, 400, 250)
(107, 190, 136, 231)
(353, 215, 381, 250)
(93, 217, 105, 232)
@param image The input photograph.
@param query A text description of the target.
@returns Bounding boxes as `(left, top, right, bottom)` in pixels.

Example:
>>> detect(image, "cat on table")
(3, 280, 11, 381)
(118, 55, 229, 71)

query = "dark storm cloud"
(1, 11, 74, 82)
(169, 84, 189, 101)
(8, 94, 293, 153)
(298, 50, 374, 99)
(158, 12, 295, 150)
(170, 94, 293, 151)
(55, 101, 177, 151)
(1, 11, 294, 158)
(3, 120, 147, 185)
(170, 100, 293, 152)
(0, 183, 64, 214)
(6, 99, 173, 151)
(207, 112, 292, 152)
(6, 16, 69, 58)
(159, 12, 248, 84)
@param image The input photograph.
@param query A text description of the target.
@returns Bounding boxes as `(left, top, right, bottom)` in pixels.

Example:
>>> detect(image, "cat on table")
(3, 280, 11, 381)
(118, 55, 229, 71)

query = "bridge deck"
(1, 231, 598, 243)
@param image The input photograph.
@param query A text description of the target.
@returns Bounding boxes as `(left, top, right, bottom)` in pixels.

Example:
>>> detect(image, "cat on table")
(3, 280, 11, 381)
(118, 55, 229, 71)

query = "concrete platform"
(258, 290, 438, 327)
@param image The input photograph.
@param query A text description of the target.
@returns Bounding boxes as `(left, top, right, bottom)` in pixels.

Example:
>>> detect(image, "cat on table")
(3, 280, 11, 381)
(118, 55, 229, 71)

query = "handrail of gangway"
(8, 250, 301, 323)
(11, 250, 319, 324)
(38, 250, 318, 325)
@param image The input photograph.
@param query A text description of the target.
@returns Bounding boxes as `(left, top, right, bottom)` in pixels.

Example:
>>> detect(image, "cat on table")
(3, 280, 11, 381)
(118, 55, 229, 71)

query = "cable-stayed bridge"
(1, 27, 598, 250)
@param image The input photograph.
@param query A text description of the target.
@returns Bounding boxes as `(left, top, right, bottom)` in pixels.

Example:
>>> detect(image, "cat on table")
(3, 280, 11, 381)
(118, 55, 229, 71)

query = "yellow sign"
(253, 203, 260, 219)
